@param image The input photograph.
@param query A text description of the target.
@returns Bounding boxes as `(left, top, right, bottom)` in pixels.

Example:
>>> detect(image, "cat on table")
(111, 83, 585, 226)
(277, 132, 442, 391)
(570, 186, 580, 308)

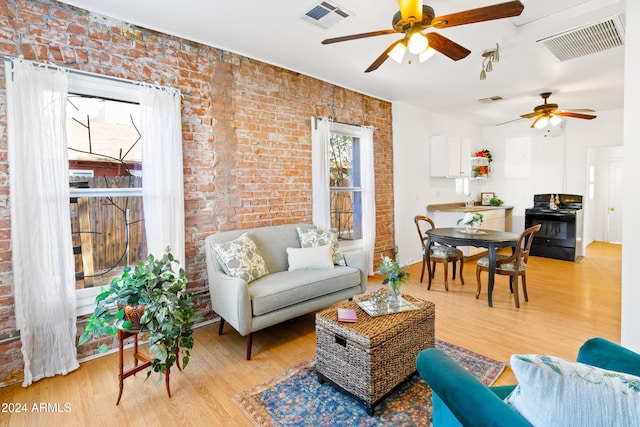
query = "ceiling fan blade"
(398, 0, 422, 22)
(364, 40, 402, 73)
(432, 1, 525, 29)
(563, 108, 596, 113)
(425, 32, 470, 61)
(322, 30, 396, 45)
(555, 111, 597, 120)
(496, 117, 525, 126)
(520, 112, 542, 119)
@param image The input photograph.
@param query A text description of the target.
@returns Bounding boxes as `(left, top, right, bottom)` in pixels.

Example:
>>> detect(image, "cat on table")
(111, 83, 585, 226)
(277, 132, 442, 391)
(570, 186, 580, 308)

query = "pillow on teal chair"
(505, 353, 640, 427)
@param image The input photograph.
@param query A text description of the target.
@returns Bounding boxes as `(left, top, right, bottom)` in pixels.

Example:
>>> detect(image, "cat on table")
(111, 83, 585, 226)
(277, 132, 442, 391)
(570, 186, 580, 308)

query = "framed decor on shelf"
(481, 192, 495, 206)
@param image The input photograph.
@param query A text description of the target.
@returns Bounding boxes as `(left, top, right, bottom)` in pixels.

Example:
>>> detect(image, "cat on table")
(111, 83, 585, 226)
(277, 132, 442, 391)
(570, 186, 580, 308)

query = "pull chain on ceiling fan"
(321, 0, 525, 72)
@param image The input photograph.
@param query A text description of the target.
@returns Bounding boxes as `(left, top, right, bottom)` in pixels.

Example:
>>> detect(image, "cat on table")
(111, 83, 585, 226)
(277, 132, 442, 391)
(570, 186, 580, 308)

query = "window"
(311, 117, 375, 274)
(66, 76, 146, 293)
(329, 130, 362, 241)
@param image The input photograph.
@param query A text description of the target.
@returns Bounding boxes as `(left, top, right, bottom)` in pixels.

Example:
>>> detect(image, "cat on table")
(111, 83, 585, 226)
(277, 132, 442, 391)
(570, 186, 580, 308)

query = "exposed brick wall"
(0, 0, 394, 386)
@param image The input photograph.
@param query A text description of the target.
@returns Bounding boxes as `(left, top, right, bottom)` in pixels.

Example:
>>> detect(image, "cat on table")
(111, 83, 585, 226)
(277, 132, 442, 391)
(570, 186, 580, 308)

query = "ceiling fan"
(321, 0, 525, 73)
(519, 92, 597, 128)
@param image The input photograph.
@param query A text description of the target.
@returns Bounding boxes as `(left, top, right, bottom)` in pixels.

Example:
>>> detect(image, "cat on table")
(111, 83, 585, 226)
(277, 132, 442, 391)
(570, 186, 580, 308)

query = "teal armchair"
(416, 338, 640, 427)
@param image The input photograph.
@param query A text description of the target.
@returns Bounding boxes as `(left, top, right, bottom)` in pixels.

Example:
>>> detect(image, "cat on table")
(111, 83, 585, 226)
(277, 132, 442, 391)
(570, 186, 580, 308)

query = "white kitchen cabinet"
(430, 135, 471, 178)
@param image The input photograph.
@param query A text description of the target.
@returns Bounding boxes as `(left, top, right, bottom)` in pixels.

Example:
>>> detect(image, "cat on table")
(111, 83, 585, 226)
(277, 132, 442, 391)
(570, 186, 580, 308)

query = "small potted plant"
(78, 246, 200, 376)
(379, 256, 411, 308)
(489, 196, 504, 206)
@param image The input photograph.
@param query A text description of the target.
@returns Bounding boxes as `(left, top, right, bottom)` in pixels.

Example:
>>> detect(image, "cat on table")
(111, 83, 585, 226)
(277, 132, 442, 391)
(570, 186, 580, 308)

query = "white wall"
(622, 0, 640, 352)
(391, 102, 480, 265)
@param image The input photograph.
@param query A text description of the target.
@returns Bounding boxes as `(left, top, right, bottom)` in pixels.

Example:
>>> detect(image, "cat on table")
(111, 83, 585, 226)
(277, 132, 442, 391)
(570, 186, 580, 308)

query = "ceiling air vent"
(537, 14, 625, 62)
(478, 96, 503, 104)
(301, 1, 351, 30)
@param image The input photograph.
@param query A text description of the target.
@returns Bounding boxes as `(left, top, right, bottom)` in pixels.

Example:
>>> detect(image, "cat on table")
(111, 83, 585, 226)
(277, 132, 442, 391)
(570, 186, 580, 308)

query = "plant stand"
(116, 326, 181, 405)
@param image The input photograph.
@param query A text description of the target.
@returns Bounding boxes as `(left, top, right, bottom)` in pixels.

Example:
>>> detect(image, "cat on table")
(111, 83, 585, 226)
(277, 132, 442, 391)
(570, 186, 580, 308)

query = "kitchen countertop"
(427, 203, 514, 213)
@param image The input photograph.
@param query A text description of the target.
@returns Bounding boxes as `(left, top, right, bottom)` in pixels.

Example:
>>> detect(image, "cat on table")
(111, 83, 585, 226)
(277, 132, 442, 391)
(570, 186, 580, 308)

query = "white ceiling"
(58, 0, 627, 127)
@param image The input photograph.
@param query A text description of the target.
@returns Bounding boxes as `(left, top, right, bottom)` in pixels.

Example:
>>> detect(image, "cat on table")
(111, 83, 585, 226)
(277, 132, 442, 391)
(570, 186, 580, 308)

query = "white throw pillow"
(505, 353, 640, 427)
(296, 227, 346, 266)
(211, 233, 268, 282)
(287, 245, 335, 271)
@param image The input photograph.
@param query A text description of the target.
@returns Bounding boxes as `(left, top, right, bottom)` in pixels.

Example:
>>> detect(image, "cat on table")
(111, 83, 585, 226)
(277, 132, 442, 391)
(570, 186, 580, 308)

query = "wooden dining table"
(425, 227, 520, 307)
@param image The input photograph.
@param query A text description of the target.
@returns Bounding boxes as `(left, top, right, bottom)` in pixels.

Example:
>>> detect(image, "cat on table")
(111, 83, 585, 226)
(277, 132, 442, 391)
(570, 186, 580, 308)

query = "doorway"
(586, 146, 623, 244)
(606, 159, 623, 243)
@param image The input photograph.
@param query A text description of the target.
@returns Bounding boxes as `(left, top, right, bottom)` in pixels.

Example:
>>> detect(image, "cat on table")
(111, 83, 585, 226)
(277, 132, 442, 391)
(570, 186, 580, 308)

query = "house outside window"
(329, 131, 362, 241)
(63, 73, 151, 317)
(67, 93, 146, 291)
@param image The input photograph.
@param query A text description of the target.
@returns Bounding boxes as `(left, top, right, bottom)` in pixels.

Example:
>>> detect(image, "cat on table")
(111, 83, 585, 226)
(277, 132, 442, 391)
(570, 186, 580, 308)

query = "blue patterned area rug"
(231, 339, 506, 427)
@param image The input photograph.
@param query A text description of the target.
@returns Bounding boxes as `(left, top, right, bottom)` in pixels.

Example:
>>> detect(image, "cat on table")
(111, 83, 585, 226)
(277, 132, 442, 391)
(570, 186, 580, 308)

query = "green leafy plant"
(379, 256, 411, 293)
(489, 197, 504, 206)
(78, 246, 200, 377)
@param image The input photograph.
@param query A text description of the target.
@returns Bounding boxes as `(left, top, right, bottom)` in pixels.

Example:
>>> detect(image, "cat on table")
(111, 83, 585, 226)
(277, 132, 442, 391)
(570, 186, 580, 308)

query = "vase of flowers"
(458, 212, 484, 232)
(379, 256, 411, 309)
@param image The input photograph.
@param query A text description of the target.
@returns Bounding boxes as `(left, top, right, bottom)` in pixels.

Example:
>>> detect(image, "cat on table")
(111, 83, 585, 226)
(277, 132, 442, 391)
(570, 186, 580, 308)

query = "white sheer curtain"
(140, 86, 185, 264)
(6, 60, 79, 386)
(311, 117, 331, 229)
(360, 126, 376, 275)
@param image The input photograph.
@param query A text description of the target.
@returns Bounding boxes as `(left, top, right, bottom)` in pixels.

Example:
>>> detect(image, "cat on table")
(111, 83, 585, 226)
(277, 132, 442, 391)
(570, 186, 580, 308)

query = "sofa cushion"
(296, 227, 346, 266)
(249, 266, 361, 316)
(505, 353, 640, 427)
(287, 245, 334, 271)
(211, 233, 269, 283)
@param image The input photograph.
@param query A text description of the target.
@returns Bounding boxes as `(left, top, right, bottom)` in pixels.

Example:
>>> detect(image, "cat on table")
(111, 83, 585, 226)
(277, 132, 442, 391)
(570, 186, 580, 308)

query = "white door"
(606, 159, 623, 243)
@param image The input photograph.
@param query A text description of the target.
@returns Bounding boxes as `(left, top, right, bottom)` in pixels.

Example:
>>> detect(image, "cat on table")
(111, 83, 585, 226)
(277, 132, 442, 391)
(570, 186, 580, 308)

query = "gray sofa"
(205, 223, 368, 359)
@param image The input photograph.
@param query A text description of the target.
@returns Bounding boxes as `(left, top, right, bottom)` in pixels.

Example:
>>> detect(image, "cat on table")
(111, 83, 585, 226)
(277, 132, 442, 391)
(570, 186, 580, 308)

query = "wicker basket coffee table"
(315, 292, 435, 415)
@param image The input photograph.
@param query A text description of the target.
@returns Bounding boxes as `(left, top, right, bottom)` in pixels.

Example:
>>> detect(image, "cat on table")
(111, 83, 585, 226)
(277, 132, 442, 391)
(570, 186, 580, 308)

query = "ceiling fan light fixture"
(533, 116, 549, 129)
(322, 1, 524, 72)
(493, 43, 500, 62)
(419, 47, 436, 63)
(388, 42, 407, 63)
(398, 0, 422, 22)
(480, 68, 486, 80)
(408, 31, 428, 55)
(485, 60, 493, 72)
(549, 115, 562, 126)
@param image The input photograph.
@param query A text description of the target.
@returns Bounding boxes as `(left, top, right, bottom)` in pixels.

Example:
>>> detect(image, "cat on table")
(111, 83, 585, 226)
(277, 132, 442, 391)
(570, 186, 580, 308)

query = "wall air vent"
(537, 14, 625, 62)
(301, 1, 351, 30)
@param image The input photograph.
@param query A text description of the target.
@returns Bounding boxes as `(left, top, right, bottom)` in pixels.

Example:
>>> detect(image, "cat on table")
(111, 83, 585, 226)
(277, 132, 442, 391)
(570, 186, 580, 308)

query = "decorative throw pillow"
(287, 245, 335, 271)
(296, 227, 346, 266)
(504, 353, 640, 427)
(211, 233, 268, 283)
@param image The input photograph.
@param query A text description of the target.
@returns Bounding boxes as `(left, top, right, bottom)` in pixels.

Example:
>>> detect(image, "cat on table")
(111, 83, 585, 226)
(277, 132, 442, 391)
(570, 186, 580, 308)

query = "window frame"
(67, 73, 145, 316)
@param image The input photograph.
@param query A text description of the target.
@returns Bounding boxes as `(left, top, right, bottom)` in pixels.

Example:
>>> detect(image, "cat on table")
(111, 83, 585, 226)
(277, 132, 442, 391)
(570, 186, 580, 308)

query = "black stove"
(527, 208, 578, 215)
(525, 194, 583, 262)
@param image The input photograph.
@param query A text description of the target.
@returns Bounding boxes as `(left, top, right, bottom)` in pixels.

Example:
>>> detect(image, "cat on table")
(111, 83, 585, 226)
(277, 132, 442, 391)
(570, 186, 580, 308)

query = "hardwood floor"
(0, 242, 621, 427)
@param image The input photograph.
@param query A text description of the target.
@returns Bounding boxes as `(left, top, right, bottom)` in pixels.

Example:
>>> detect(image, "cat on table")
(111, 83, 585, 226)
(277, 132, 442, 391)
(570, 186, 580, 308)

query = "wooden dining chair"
(414, 215, 464, 291)
(475, 224, 542, 308)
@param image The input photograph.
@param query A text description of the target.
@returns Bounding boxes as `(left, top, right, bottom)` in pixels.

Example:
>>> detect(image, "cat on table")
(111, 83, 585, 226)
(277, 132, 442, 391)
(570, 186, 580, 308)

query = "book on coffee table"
(337, 308, 357, 322)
